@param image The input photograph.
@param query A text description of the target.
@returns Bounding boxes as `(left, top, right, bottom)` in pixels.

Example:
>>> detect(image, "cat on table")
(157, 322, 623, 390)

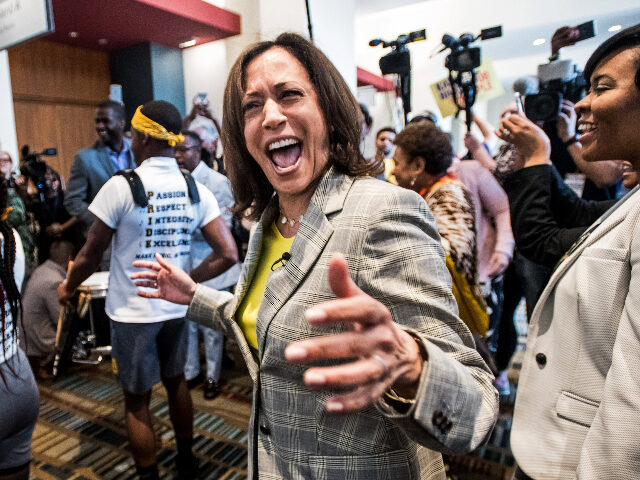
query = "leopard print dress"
(424, 175, 479, 293)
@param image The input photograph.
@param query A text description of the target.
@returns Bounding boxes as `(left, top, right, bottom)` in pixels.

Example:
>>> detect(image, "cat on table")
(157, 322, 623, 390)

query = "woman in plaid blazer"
(134, 32, 498, 479)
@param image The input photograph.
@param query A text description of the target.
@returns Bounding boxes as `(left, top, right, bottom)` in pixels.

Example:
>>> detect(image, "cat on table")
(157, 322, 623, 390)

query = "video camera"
(439, 27, 502, 131)
(369, 29, 426, 123)
(524, 60, 587, 122)
(370, 29, 426, 75)
(21, 145, 57, 195)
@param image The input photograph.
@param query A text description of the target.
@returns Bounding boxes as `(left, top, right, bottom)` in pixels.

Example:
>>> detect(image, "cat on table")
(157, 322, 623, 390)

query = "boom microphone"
(513, 76, 540, 96)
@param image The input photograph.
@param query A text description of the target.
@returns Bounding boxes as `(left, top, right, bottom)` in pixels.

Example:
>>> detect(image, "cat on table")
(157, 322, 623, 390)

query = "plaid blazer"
(187, 168, 498, 479)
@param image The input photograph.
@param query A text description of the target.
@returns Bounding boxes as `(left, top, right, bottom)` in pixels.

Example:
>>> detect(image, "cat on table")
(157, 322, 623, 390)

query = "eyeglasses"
(175, 145, 200, 153)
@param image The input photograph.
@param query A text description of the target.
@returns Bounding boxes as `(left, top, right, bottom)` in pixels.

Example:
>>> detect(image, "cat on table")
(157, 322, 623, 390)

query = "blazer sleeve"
(63, 152, 95, 229)
(186, 284, 235, 335)
(357, 188, 498, 455)
(504, 165, 614, 267)
(574, 212, 640, 477)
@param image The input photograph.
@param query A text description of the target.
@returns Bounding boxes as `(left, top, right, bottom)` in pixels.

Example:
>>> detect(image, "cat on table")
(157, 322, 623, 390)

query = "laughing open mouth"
(577, 121, 597, 134)
(267, 138, 302, 171)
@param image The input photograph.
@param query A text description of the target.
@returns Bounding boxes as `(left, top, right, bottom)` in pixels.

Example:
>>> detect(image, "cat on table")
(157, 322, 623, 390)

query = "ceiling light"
(69, 31, 79, 38)
(179, 39, 196, 48)
(533, 38, 546, 46)
(608, 25, 622, 32)
(98, 38, 108, 45)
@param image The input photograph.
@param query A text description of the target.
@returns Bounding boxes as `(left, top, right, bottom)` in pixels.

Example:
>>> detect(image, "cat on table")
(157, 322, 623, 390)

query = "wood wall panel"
(12, 102, 97, 184)
(8, 40, 110, 181)
(9, 40, 109, 103)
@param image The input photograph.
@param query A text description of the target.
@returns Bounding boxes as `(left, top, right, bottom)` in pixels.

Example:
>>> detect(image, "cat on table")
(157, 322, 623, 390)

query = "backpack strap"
(180, 168, 200, 204)
(115, 169, 148, 207)
(115, 168, 200, 207)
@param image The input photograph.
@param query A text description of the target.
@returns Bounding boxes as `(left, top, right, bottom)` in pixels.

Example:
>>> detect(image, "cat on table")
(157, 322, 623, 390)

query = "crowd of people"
(0, 22, 639, 480)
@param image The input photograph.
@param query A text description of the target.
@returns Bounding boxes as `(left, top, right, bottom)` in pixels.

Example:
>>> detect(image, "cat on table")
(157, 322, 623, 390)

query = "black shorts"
(110, 317, 188, 394)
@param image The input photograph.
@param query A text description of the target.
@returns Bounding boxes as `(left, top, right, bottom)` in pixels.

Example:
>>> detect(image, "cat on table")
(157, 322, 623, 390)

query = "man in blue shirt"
(64, 100, 134, 240)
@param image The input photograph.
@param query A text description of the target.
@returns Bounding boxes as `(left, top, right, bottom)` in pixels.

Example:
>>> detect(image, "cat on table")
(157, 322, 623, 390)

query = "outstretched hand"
(131, 253, 197, 305)
(285, 254, 424, 414)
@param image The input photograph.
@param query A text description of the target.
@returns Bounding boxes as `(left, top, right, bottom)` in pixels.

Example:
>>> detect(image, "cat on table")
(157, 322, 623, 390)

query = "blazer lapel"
(221, 221, 263, 380)
(256, 168, 352, 360)
(96, 142, 115, 176)
(235, 220, 264, 305)
(531, 188, 639, 320)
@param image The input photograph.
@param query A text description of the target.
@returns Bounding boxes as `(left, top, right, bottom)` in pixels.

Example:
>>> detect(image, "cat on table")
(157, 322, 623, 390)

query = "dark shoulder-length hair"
(223, 32, 381, 220)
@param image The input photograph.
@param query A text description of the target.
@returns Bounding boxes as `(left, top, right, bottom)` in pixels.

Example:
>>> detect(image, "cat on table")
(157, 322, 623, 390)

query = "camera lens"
(525, 92, 562, 122)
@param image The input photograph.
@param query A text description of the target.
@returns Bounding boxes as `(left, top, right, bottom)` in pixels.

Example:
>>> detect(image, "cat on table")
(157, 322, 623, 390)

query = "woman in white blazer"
(498, 25, 640, 479)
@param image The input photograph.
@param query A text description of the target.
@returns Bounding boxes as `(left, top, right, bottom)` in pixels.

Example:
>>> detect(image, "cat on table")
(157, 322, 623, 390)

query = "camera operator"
(20, 149, 80, 264)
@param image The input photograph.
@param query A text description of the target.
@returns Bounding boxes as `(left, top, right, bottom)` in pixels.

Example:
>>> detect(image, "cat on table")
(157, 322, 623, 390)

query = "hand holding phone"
(193, 92, 209, 106)
(551, 22, 596, 56)
(575, 20, 597, 43)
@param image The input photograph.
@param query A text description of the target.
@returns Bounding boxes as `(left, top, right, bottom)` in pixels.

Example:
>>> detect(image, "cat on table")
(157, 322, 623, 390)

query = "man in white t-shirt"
(58, 101, 238, 480)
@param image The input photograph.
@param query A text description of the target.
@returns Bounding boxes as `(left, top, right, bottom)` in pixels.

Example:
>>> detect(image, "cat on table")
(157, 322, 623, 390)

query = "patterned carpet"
(29, 314, 527, 480)
(30, 363, 251, 480)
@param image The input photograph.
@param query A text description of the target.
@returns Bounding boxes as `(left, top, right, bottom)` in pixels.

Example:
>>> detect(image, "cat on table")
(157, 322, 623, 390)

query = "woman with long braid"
(0, 178, 39, 480)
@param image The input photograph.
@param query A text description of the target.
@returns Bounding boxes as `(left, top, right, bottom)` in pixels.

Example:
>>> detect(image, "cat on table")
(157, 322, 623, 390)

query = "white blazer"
(511, 187, 640, 479)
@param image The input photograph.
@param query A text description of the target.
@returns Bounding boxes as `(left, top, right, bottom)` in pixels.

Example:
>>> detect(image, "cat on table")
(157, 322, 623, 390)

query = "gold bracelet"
(383, 331, 428, 405)
(384, 388, 415, 405)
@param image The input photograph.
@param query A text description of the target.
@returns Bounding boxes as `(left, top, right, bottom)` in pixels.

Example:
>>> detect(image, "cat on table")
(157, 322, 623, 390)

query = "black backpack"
(114, 168, 200, 207)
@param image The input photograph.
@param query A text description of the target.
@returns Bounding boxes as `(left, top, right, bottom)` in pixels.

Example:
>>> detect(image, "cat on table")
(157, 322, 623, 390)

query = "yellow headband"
(131, 105, 184, 147)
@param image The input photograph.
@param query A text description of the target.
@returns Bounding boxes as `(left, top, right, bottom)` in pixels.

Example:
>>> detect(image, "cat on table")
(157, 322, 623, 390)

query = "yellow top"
(235, 221, 295, 353)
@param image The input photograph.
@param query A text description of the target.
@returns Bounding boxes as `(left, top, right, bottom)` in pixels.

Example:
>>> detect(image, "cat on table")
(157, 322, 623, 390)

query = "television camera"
(439, 26, 502, 131)
(369, 29, 426, 123)
(524, 60, 588, 122)
(20, 145, 57, 201)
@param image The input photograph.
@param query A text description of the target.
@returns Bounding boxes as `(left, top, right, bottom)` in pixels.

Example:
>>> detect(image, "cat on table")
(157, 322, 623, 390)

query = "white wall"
(183, 0, 358, 123)
(309, 0, 356, 90)
(258, 0, 308, 39)
(182, 41, 228, 120)
(0, 50, 18, 169)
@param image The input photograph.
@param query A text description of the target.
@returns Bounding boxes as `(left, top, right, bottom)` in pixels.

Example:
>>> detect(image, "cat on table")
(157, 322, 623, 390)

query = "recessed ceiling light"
(533, 38, 546, 46)
(179, 39, 197, 48)
(98, 38, 108, 45)
(608, 25, 622, 32)
(69, 31, 79, 38)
